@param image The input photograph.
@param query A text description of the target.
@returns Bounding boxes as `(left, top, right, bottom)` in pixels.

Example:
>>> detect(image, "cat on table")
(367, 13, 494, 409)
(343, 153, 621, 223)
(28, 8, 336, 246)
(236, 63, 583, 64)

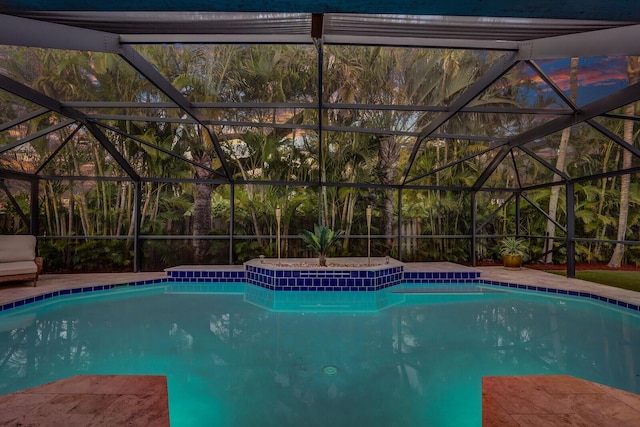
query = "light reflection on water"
(0, 284, 639, 427)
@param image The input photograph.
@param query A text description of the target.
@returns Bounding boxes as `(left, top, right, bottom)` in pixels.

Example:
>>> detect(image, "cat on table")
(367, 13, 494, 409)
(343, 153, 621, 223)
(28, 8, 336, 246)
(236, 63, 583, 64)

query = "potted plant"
(498, 237, 528, 269)
(299, 224, 344, 267)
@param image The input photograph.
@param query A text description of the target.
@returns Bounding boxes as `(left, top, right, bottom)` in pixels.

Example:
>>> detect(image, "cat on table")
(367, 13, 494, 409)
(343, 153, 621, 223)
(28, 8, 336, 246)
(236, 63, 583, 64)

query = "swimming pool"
(1, 282, 639, 426)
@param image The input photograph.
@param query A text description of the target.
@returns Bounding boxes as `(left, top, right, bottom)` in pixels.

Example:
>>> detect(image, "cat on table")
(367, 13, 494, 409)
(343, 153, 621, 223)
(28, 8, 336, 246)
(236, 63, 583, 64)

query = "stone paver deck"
(478, 266, 640, 307)
(0, 375, 169, 426)
(483, 375, 640, 427)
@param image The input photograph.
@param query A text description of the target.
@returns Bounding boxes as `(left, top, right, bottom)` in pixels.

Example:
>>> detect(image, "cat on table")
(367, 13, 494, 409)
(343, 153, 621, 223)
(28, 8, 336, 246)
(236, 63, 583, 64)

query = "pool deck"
(483, 375, 640, 426)
(0, 375, 169, 426)
(1, 263, 640, 426)
(1, 263, 639, 308)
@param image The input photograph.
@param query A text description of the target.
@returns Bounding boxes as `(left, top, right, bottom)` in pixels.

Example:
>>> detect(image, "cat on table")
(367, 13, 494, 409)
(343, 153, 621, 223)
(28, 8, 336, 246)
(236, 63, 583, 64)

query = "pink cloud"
(532, 57, 629, 91)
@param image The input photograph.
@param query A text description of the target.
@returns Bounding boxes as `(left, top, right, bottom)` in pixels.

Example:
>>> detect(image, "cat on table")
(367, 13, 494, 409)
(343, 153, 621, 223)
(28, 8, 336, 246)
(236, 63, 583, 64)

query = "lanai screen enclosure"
(0, 2, 639, 274)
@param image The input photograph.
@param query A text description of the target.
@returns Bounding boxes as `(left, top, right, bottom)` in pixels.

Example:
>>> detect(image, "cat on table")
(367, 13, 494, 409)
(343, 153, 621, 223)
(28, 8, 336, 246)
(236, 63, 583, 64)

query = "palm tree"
(378, 135, 400, 252)
(608, 56, 640, 267)
(300, 224, 344, 266)
(544, 57, 579, 264)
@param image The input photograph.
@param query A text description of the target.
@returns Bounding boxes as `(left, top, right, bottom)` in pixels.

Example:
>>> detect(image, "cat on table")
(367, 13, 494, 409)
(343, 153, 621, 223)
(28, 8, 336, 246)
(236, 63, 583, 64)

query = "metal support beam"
(0, 74, 84, 120)
(401, 51, 519, 184)
(470, 191, 476, 266)
(519, 23, 640, 60)
(96, 122, 226, 178)
(36, 126, 82, 174)
(525, 60, 579, 112)
(118, 45, 232, 180)
(229, 183, 235, 265)
(515, 191, 521, 237)
(510, 150, 523, 188)
(0, 107, 49, 133)
(0, 14, 122, 53)
(566, 181, 576, 278)
(521, 192, 567, 233)
(587, 119, 640, 160)
(472, 79, 640, 190)
(134, 181, 142, 272)
(316, 37, 325, 225)
(476, 193, 516, 233)
(29, 178, 39, 235)
(83, 122, 140, 181)
(406, 145, 497, 184)
(519, 146, 571, 181)
(397, 188, 402, 262)
(0, 73, 139, 181)
(311, 13, 324, 39)
(472, 146, 511, 191)
(521, 165, 640, 192)
(0, 178, 29, 228)
(0, 120, 75, 154)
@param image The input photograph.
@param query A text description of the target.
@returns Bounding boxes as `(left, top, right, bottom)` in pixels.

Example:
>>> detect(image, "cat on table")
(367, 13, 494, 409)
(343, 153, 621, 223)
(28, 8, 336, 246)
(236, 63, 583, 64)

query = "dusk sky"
(534, 56, 630, 106)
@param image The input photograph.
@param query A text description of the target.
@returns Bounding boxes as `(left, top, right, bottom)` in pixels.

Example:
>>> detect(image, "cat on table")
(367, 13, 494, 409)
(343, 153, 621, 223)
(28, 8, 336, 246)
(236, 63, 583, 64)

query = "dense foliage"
(0, 45, 638, 271)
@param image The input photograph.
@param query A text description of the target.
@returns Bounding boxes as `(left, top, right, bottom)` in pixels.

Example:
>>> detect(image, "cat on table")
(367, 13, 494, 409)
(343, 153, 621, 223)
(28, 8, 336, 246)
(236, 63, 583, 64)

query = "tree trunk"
(318, 253, 326, 267)
(378, 136, 400, 253)
(193, 182, 213, 263)
(233, 158, 263, 245)
(544, 57, 579, 264)
(608, 57, 640, 267)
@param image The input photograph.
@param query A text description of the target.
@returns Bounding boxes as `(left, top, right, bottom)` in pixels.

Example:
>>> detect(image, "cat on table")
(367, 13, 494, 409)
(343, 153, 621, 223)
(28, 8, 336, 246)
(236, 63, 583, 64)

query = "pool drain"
(322, 365, 338, 376)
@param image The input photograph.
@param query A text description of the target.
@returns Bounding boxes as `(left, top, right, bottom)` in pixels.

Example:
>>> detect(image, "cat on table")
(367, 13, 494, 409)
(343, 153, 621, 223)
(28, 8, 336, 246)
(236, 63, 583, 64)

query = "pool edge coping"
(1, 266, 639, 314)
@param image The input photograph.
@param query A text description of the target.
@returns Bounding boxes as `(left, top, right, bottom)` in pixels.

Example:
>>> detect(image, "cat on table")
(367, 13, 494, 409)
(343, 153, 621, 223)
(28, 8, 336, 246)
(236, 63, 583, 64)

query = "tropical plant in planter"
(498, 237, 528, 269)
(300, 224, 344, 267)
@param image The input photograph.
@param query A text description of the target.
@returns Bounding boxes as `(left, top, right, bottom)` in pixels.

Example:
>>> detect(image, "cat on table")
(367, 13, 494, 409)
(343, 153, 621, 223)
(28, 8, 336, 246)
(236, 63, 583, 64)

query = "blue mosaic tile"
(14, 300, 25, 307)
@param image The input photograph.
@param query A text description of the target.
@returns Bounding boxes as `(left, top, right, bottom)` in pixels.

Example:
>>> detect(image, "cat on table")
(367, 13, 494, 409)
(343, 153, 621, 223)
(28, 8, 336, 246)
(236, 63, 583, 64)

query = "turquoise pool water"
(1, 283, 639, 426)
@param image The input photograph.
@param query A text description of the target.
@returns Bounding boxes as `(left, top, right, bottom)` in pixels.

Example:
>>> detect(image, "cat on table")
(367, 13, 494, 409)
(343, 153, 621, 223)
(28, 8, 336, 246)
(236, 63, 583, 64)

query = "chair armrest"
(35, 257, 43, 274)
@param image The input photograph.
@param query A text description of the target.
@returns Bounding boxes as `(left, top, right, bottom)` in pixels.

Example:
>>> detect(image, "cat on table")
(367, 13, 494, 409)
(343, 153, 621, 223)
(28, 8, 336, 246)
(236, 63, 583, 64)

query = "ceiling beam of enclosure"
(0, 13, 233, 181)
(117, 45, 233, 180)
(471, 80, 640, 190)
(518, 23, 640, 59)
(1, 12, 640, 192)
(400, 51, 519, 184)
(0, 74, 141, 181)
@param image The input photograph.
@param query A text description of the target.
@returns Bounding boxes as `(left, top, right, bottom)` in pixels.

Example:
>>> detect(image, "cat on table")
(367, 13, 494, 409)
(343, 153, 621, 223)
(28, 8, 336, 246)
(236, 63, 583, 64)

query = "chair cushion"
(0, 261, 38, 276)
(0, 235, 36, 263)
